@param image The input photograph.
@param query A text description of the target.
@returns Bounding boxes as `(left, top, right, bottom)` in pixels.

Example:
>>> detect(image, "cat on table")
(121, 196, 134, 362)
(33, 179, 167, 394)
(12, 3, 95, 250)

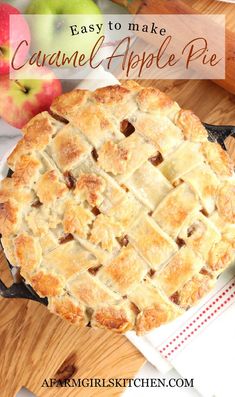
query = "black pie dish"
(0, 123, 234, 307)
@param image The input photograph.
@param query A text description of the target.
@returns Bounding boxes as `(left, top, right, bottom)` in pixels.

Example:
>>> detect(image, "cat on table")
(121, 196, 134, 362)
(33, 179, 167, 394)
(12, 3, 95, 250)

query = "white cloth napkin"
(127, 269, 235, 397)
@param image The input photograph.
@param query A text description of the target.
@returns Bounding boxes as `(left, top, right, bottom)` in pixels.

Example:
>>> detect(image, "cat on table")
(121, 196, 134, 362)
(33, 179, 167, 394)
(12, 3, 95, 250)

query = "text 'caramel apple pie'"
(0, 81, 234, 335)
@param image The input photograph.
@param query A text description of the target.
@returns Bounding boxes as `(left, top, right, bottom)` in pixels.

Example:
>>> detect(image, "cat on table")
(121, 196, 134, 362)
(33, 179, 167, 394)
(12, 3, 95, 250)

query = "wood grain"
(0, 2, 235, 397)
(0, 252, 145, 397)
(118, 0, 235, 94)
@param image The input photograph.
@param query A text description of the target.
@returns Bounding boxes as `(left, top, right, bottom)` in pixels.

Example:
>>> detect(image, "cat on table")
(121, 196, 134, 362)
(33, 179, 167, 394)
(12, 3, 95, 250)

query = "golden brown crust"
(99, 245, 147, 293)
(43, 241, 99, 279)
(93, 82, 141, 119)
(129, 215, 178, 269)
(134, 113, 183, 156)
(176, 109, 208, 142)
(51, 89, 89, 119)
(14, 233, 42, 274)
(99, 133, 156, 179)
(63, 200, 94, 238)
(51, 125, 91, 171)
(201, 141, 234, 177)
(90, 214, 122, 251)
(175, 274, 215, 309)
(136, 87, 179, 120)
(92, 304, 134, 333)
(98, 141, 130, 175)
(153, 183, 200, 239)
(179, 212, 221, 261)
(13, 154, 42, 186)
(49, 296, 88, 326)
(129, 279, 183, 335)
(136, 306, 172, 335)
(36, 170, 67, 204)
(0, 178, 33, 205)
(93, 84, 130, 105)
(216, 182, 235, 223)
(158, 141, 204, 184)
(121, 80, 141, 90)
(1, 236, 17, 266)
(0, 81, 234, 335)
(74, 173, 106, 206)
(0, 199, 20, 235)
(8, 112, 61, 169)
(181, 163, 219, 214)
(155, 246, 204, 296)
(70, 273, 118, 307)
(69, 104, 116, 148)
(208, 239, 234, 273)
(30, 271, 63, 297)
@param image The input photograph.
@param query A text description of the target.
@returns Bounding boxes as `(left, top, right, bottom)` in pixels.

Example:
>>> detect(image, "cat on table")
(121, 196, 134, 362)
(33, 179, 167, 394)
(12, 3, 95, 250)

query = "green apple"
(26, 0, 103, 61)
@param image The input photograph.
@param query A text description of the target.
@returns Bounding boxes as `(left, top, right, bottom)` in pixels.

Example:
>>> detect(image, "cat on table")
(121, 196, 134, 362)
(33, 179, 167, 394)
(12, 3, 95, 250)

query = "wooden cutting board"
(0, 1, 235, 397)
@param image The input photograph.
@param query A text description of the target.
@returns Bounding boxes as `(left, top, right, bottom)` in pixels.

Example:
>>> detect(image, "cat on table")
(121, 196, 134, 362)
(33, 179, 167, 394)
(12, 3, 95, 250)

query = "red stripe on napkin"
(158, 277, 235, 360)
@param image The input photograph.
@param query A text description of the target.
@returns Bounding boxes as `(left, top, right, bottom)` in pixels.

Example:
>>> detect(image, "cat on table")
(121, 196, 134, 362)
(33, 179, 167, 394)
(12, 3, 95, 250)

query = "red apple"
(0, 67, 62, 128)
(0, 3, 30, 75)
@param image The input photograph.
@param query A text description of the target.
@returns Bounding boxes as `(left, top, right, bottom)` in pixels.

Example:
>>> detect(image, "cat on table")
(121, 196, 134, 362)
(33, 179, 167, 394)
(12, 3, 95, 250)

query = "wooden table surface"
(0, 1, 235, 397)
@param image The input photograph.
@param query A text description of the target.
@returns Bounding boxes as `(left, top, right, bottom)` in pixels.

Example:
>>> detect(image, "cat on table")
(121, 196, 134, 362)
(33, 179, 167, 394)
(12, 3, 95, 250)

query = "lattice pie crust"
(0, 81, 234, 334)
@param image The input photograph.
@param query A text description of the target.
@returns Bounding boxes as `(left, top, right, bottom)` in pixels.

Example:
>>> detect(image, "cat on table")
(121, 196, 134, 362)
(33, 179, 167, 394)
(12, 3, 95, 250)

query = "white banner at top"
(10, 14, 225, 80)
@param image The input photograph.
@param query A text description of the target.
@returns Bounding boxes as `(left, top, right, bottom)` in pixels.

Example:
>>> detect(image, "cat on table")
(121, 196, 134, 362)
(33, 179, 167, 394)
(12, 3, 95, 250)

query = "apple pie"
(0, 81, 234, 335)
